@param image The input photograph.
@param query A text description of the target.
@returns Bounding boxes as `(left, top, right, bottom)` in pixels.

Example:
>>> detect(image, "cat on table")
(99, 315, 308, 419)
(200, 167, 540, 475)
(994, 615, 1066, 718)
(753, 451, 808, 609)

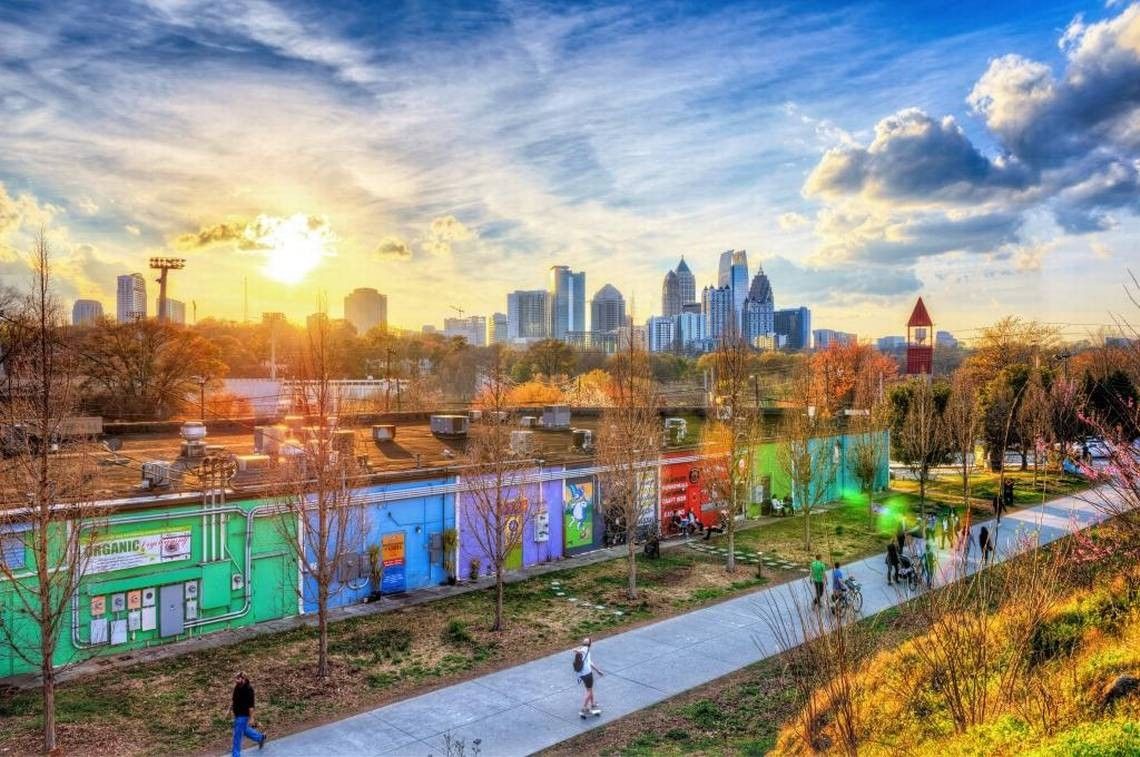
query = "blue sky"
(0, 0, 1137, 341)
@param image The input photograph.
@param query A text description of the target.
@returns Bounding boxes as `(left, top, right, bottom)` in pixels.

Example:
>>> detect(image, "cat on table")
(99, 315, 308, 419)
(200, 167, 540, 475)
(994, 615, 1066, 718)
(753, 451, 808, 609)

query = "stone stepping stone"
(555, 591, 566, 596)
(613, 610, 624, 616)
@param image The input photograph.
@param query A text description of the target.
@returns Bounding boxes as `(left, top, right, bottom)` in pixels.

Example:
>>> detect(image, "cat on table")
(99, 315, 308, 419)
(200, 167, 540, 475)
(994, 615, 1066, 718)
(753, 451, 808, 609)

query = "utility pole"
(385, 347, 394, 412)
(149, 257, 186, 324)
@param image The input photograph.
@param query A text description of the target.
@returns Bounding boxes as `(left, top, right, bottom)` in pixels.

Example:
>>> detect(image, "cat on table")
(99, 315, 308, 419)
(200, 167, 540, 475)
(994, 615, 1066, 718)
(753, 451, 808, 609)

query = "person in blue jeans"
(231, 671, 267, 755)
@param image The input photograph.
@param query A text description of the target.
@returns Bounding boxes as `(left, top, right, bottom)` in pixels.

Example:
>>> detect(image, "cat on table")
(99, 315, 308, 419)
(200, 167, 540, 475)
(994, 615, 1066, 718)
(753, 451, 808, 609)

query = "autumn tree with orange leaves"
(810, 342, 897, 418)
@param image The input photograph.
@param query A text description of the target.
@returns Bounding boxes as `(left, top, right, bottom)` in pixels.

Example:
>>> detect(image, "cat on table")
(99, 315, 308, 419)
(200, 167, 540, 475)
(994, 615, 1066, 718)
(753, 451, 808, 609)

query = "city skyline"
(2, 1, 1139, 343)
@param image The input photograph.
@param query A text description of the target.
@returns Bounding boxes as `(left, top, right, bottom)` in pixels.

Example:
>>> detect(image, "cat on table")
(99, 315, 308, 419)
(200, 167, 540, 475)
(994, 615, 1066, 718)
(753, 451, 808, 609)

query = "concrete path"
(266, 491, 1109, 757)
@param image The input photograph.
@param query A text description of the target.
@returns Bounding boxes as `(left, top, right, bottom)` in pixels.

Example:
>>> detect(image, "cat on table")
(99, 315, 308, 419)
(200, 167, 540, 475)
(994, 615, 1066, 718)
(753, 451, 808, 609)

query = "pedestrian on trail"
(573, 637, 604, 717)
(925, 516, 936, 546)
(939, 513, 949, 549)
(1003, 479, 1014, 511)
(978, 526, 993, 565)
(810, 554, 827, 608)
(885, 541, 900, 586)
(230, 671, 267, 756)
(922, 541, 936, 588)
(896, 518, 906, 553)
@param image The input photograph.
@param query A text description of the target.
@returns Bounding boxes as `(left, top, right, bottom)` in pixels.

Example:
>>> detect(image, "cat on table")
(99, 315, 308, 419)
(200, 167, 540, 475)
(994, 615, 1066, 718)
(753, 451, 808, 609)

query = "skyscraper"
(716, 249, 749, 332)
(590, 284, 626, 334)
(507, 290, 548, 341)
(491, 312, 508, 344)
(116, 273, 146, 323)
(675, 256, 696, 307)
(702, 285, 734, 344)
(548, 265, 585, 340)
(774, 307, 812, 350)
(343, 287, 387, 334)
(662, 270, 681, 317)
(157, 297, 186, 325)
(72, 299, 104, 326)
(646, 316, 674, 352)
(742, 264, 775, 345)
(813, 329, 856, 349)
(673, 312, 706, 354)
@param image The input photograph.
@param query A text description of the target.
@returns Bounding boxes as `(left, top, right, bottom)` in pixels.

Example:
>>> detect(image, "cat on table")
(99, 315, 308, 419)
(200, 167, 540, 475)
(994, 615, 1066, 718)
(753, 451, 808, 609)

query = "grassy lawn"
(0, 547, 777, 755)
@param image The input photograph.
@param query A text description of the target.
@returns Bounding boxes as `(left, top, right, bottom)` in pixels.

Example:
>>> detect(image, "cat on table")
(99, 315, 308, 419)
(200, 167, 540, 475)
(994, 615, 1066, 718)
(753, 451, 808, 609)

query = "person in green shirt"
(810, 554, 826, 608)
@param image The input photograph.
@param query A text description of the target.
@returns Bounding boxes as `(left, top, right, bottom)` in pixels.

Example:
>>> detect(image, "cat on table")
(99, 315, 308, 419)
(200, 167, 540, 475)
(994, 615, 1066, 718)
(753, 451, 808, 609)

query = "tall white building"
(491, 312, 508, 344)
(72, 299, 104, 326)
(158, 297, 186, 325)
(702, 284, 734, 344)
(116, 273, 147, 323)
(444, 315, 487, 346)
(507, 290, 548, 341)
(647, 316, 675, 352)
(343, 287, 387, 334)
(675, 257, 696, 307)
(742, 264, 775, 345)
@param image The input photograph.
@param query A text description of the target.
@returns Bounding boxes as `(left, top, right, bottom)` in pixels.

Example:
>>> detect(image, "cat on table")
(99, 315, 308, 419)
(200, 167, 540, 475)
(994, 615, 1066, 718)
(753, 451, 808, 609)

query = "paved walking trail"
(266, 491, 1108, 756)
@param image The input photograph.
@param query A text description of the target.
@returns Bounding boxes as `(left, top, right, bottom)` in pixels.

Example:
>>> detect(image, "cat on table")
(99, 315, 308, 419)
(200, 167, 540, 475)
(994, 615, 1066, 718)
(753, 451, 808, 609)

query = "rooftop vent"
(542, 405, 571, 430)
(430, 415, 469, 438)
(510, 430, 534, 455)
(571, 428, 594, 452)
(180, 421, 207, 442)
(372, 424, 396, 443)
(519, 415, 537, 428)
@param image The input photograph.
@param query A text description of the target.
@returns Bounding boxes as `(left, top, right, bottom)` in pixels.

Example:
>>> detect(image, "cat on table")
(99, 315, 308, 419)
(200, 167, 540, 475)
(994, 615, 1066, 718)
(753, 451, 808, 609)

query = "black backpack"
(572, 650, 584, 673)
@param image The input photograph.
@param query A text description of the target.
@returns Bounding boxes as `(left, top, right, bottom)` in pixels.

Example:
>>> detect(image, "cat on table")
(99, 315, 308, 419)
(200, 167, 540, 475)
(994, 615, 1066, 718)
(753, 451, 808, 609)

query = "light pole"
(194, 375, 209, 422)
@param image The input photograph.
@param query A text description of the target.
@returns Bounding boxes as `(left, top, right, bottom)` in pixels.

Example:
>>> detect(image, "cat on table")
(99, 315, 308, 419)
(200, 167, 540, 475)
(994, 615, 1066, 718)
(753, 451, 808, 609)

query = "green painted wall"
(749, 430, 890, 512)
(0, 497, 297, 677)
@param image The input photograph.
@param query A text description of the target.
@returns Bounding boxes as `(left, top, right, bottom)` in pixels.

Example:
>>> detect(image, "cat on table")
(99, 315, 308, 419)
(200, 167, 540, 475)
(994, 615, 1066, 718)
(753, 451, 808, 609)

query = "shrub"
(1027, 718, 1140, 756)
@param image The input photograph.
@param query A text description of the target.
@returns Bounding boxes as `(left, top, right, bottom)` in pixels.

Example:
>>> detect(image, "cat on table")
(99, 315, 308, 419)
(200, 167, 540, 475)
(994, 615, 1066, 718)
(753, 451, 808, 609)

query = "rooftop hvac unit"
(372, 424, 396, 442)
(235, 454, 272, 472)
(468, 409, 483, 422)
(571, 428, 594, 451)
(542, 405, 571, 430)
(664, 417, 688, 443)
(179, 421, 207, 441)
(519, 415, 537, 428)
(510, 430, 535, 455)
(141, 460, 176, 489)
(181, 440, 207, 459)
(430, 415, 469, 438)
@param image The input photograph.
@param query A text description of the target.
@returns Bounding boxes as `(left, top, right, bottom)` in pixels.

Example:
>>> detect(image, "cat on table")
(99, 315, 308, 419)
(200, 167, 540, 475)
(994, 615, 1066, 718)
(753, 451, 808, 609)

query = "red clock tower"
(906, 297, 934, 375)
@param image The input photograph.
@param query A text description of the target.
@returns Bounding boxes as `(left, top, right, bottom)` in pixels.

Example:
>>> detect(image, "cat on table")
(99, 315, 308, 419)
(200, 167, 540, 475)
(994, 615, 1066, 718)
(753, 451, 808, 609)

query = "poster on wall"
(533, 510, 550, 543)
(84, 530, 192, 574)
(563, 477, 595, 550)
(380, 532, 406, 594)
(127, 590, 141, 610)
(90, 595, 106, 617)
(635, 470, 658, 531)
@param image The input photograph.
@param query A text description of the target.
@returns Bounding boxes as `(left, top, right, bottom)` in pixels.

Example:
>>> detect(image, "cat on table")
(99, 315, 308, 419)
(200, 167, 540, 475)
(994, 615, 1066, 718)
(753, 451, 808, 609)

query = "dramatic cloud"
(374, 236, 411, 259)
(174, 221, 250, 250)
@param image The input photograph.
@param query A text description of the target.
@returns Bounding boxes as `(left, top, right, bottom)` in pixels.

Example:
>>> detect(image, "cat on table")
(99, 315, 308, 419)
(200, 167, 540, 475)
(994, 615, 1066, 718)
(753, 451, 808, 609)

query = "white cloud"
(124, 224, 141, 236)
(777, 212, 809, 230)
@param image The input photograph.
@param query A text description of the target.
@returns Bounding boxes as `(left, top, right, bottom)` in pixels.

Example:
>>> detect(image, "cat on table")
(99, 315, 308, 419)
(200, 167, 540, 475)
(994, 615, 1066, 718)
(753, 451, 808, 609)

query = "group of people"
(809, 555, 851, 612)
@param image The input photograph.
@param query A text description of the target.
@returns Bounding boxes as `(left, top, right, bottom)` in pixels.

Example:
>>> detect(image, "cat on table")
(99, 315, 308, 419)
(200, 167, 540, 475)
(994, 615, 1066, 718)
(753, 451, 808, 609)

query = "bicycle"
(831, 577, 863, 620)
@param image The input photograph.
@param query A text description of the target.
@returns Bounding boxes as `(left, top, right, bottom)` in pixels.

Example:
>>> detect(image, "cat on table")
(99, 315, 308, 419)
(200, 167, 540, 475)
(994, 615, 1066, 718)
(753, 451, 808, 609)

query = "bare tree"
(895, 378, 946, 519)
(462, 353, 534, 631)
(1017, 370, 1053, 488)
(271, 313, 368, 680)
(945, 368, 981, 511)
(849, 403, 889, 518)
(698, 336, 756, 573)
(595, 331, 660, 599)
(0, 230, 105, 752)
(776, 366, 838, 550)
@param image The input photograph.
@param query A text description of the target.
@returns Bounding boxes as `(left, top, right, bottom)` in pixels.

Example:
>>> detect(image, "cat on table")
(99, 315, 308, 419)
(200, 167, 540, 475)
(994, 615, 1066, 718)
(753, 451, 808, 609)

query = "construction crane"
(450, 305, 465, 319)
(149, 257, 185, 324)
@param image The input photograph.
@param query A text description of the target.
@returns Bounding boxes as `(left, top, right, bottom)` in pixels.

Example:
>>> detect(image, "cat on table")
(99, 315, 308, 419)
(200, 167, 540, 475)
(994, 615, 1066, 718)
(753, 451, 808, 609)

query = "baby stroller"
(897, 553, 920, 591)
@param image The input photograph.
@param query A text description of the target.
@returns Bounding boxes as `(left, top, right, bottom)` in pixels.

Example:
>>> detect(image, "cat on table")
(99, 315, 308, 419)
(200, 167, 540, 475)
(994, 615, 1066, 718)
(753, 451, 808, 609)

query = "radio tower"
(149, 257, 186, 324)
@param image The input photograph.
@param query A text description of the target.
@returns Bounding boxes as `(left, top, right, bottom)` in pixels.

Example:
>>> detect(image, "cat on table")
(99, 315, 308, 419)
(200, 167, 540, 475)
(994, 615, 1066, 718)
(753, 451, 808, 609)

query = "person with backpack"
(572, 636, 604, 717)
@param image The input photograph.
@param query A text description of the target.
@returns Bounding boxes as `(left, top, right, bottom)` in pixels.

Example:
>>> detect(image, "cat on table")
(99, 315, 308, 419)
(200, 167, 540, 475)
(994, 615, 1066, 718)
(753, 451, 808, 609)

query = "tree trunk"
(726, 489, 737, 573)
(919, 473, 927, 521)
(626, 536, 638, 600)
(40, 636, 56, 753)
(493, 569, 504, 632)
(803, 489, 812, 550)
(1020, 449, 1027, 471)
(317, 582, 329, 679)
(961, 458, 969, 509)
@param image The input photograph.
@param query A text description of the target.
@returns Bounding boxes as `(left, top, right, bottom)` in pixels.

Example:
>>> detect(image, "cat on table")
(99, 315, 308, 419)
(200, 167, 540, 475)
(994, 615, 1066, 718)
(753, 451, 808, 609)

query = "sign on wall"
(563, 477, 595, 550)
(380, 532, 406, 594)
(84, 531, 192, 575)
(534, 510, 550, 543)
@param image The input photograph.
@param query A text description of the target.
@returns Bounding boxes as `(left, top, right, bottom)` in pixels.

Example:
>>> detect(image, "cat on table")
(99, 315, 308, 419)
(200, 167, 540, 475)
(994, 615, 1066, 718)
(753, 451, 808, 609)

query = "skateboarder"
(572, 636, 605, 717)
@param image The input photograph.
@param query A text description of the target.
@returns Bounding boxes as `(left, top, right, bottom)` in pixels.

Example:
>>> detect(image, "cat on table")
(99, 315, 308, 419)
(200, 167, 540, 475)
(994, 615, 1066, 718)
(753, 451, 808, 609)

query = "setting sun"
(246, 213, 334, 285)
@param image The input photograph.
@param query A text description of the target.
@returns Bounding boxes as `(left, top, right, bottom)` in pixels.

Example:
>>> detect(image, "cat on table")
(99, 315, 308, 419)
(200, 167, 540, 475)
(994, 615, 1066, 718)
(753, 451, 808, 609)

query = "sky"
(1, 0, 1139, 343)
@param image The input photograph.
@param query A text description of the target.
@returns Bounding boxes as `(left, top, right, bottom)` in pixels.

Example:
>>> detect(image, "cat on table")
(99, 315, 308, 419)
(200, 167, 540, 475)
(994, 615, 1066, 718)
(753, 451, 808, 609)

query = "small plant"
(468, 557, 481, 582)
(444, 619, 474, 645)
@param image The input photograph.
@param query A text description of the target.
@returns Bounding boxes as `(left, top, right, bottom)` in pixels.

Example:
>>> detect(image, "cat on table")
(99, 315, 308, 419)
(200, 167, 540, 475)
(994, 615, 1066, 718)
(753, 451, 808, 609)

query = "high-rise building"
(548, 265, 585, 340)
(681, 301, 702, 315)
(507, 290, 549, 341)
(116, 273, 147, 323)
(444, 315, 487, 346)
(702, 285, 735, 343)
(157, 297, 186, 325)
(72, 299, 104, 326)
(673, 312, 706, 354)
(774, 307, 812, 350)
(742, 264, 775, 345)
(813, 329, 856, 349)
(877, 335, 906, 351)
(343, 287, 387, 335)
(675, 256, 696, 307)
(646, 316, 675, 352)
(590, 284, 626, 334)
(491, 313, 508, 344)
(662, 270, 681, 318)
(716, 249, 749, 332)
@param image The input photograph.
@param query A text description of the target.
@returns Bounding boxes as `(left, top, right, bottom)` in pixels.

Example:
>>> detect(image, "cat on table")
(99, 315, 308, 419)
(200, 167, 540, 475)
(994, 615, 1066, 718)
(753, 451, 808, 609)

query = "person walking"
(1003, 479, 1014, 512)
(896, 518, 906, 553)
(922, 541, 936, 588)
(939, 512, 949, 549)
(573, 637, 604, 717)
(978, 525, 993, 565)
(830, 561, 848, 614)
(231, 672, 266, 756)
(885, 541, 900, 586)
(810, 554, 826, 608)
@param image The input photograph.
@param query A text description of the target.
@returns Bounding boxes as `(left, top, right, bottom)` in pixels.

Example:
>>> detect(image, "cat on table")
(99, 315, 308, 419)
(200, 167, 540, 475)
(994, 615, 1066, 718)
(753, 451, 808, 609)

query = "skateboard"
(579, 708, 602, 719)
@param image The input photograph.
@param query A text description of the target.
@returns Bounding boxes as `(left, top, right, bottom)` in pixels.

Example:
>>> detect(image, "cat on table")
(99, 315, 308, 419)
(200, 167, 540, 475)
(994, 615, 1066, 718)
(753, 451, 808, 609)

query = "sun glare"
(246, 213, 334, 284)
